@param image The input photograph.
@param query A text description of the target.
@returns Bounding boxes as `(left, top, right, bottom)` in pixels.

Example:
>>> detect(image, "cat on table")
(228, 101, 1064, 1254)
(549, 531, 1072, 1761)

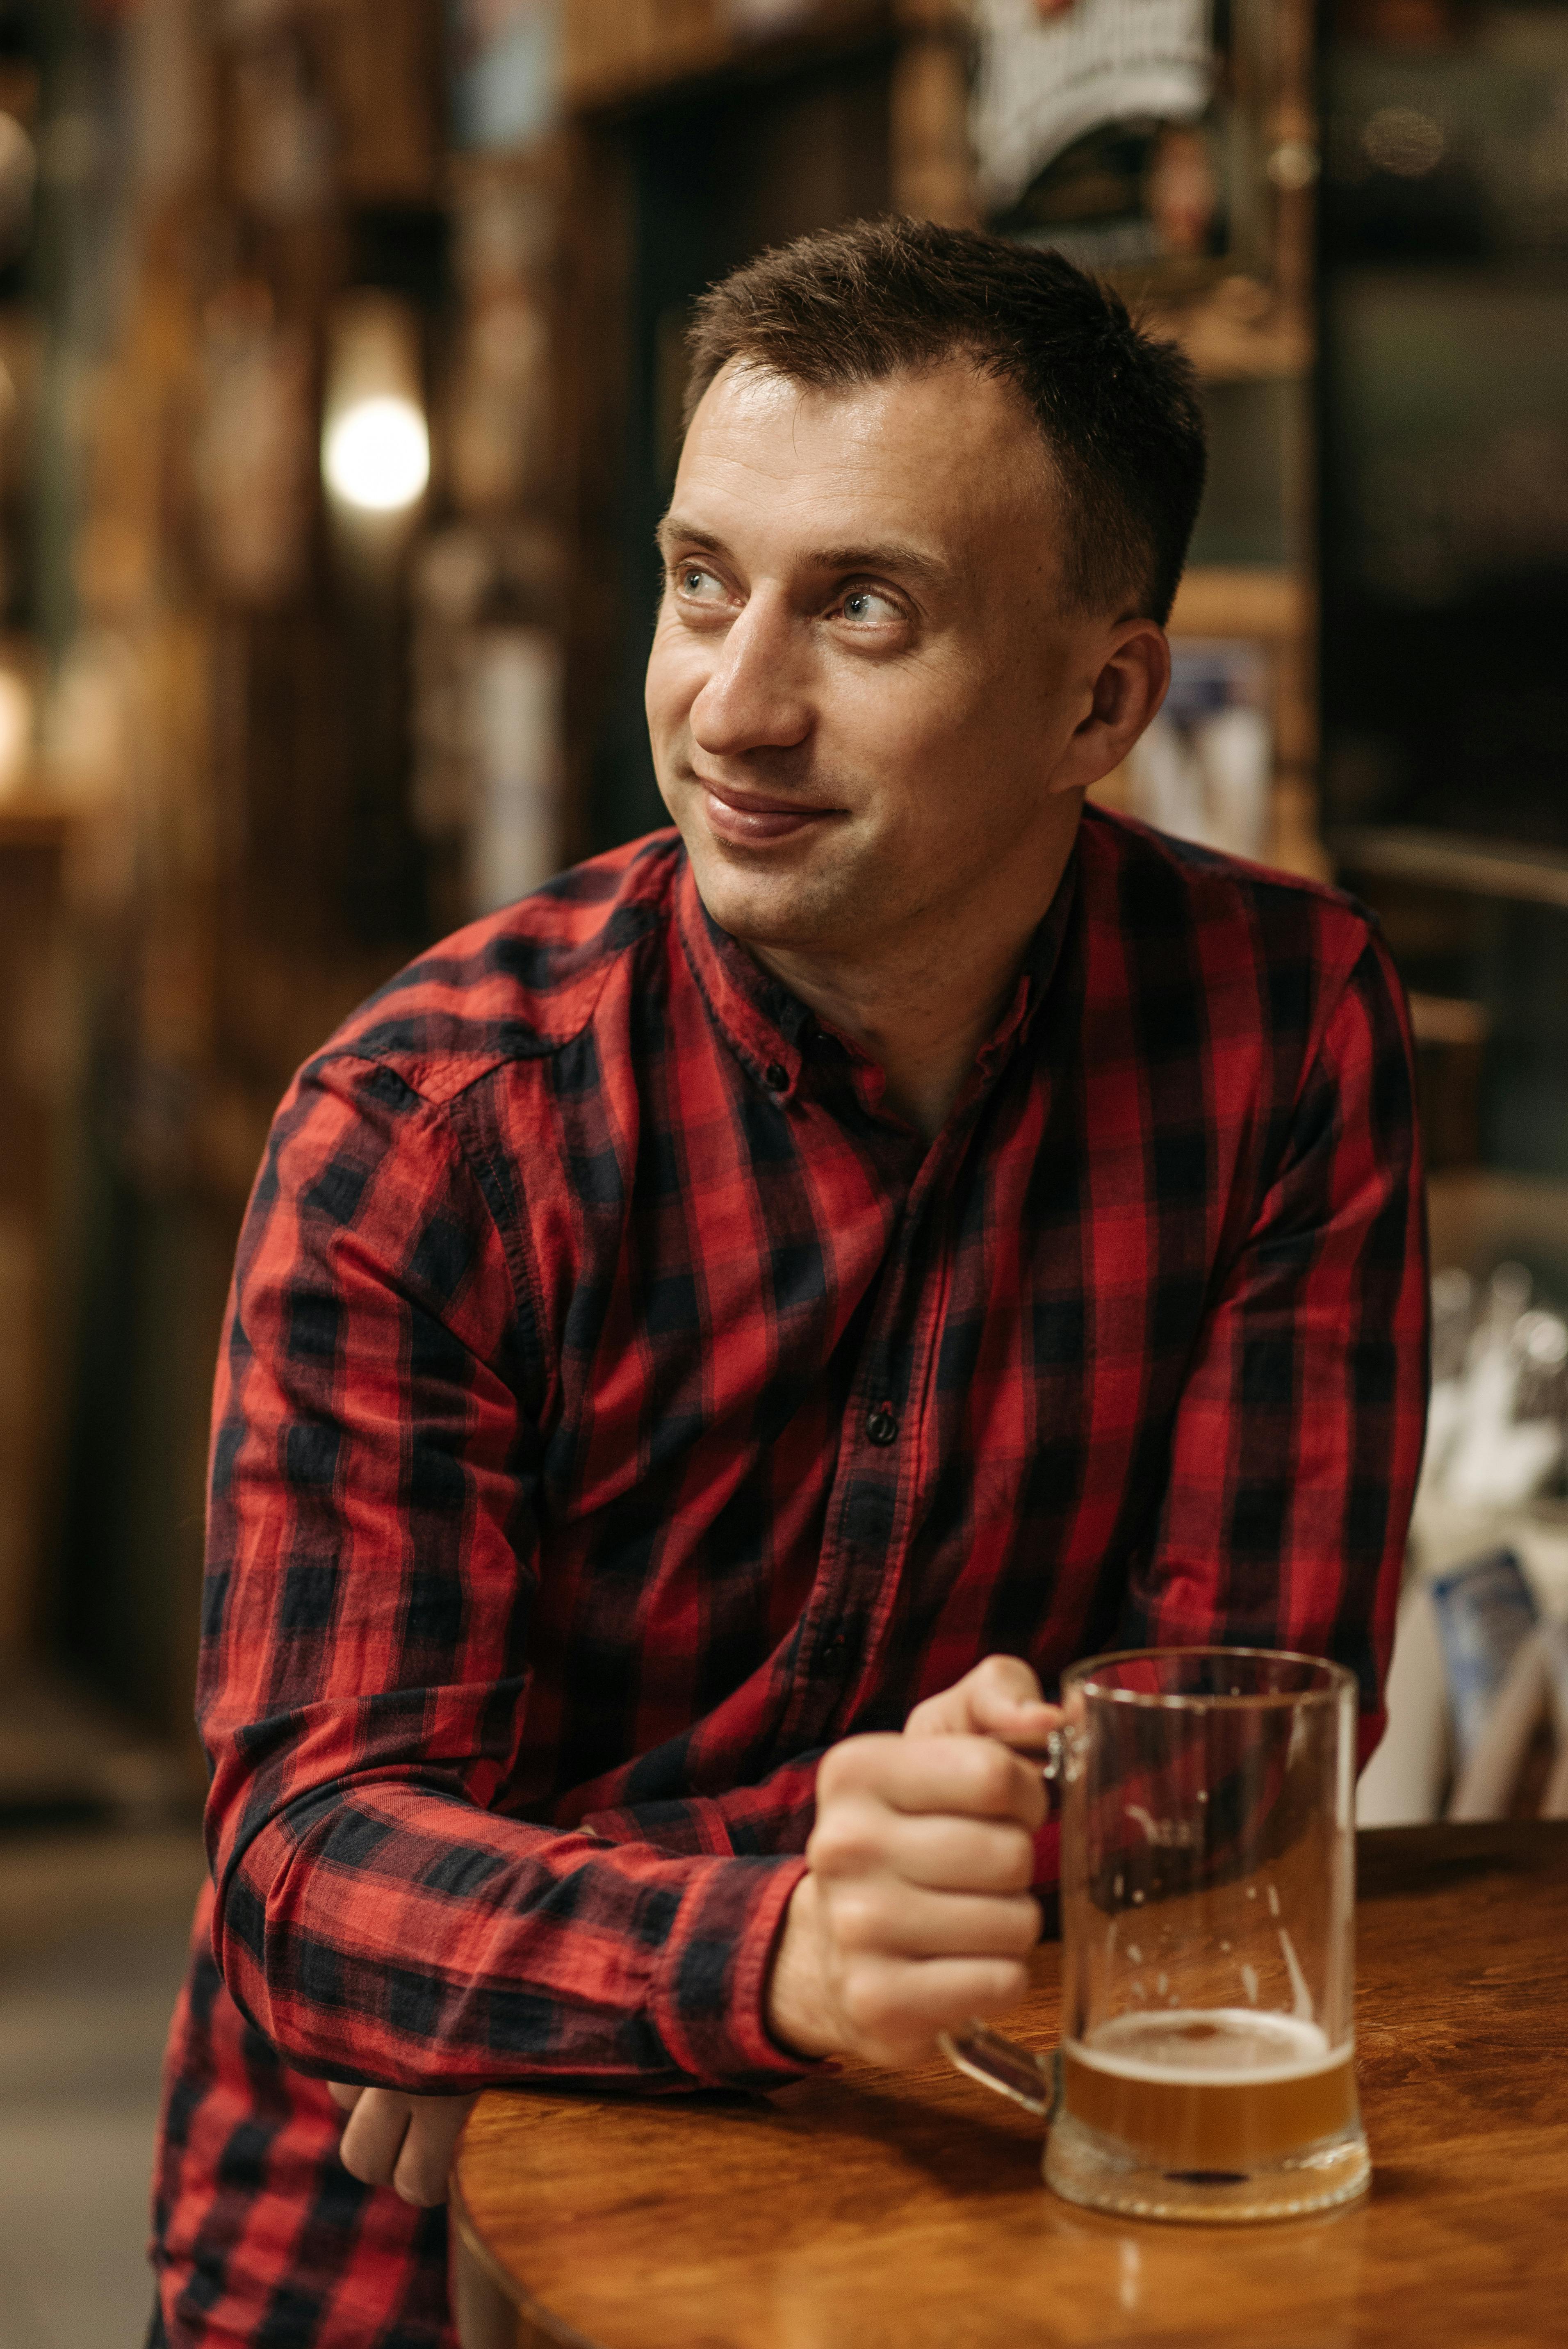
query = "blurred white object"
(1194, 703, 1271, 860)
(0, 110, 35, 262)
(1516, 1309, 1568, 1423)
(1448, 1622, 1568, 1821)
(1429, 1549, 1538, 1762)
(1129, 710, 1206, 843)
(321, 296, 429, 524)
(324, 397, 430, 516)
(1417, 1262, 1566, 1515)
(1447, 1416, 1563, 1511)
(468, 627, 562, 914)
(1430, 1265, 1474, 1381)
(972, 0, 1212, 213)
(1358, 1562, 1568, 1824)
(450, 0, 561, 151)
(1356, 1574, 1452, 1826)
(0, 664, 32, 799)
(1362, 1258, 1568, 1823)
(1125, 641, 1272, 863)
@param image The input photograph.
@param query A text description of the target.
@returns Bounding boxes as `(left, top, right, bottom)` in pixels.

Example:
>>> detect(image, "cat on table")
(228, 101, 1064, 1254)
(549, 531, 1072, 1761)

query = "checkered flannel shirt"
(149, 808, 1428, 2347)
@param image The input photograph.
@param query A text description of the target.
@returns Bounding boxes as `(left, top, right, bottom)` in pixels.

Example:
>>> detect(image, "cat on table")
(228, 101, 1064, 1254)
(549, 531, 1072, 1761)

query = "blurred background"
(0, 1, 1566, 2338)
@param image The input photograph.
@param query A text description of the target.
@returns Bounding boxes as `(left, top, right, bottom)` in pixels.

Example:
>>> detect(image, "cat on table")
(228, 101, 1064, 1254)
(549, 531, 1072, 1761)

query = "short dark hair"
(684, 217, 1207, 626)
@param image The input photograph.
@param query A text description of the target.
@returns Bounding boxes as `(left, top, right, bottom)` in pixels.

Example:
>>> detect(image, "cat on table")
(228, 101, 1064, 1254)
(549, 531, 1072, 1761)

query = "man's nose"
(689, 591, 811, 757)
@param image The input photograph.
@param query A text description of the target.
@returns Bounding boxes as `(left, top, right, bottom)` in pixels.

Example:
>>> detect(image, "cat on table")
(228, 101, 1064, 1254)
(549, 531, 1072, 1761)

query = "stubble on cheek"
(694, 815, 911, 961)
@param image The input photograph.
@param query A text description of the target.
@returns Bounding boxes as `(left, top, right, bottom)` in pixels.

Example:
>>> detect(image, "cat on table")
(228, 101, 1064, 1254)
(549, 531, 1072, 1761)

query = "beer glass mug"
(941, 1648, 1370, 2222)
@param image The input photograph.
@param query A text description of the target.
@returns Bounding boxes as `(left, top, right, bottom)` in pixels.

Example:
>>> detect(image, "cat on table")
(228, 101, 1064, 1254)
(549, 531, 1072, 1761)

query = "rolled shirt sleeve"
(1115, 932, 1429, 1764)
(202, 1051, 811, 2095)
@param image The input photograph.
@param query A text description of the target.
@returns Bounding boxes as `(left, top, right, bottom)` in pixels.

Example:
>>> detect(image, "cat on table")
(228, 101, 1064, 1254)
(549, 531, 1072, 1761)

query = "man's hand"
(328, 2083, 477, 2208)
(902, 1654, 1063, 1751)
(766, 1656, 1060, 2068)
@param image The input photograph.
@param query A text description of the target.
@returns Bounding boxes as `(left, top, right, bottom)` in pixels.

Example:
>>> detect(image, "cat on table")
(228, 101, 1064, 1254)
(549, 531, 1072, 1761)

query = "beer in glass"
(944, 1647, 1370, 2222)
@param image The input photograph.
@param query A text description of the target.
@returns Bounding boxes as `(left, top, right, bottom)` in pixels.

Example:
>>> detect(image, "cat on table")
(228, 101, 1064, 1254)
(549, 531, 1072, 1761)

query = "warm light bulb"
(323, 395, 431, 514)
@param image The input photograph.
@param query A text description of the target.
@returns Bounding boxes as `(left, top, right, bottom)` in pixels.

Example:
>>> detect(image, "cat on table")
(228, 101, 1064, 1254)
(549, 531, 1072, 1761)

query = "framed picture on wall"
(973, 0, 1316, 368)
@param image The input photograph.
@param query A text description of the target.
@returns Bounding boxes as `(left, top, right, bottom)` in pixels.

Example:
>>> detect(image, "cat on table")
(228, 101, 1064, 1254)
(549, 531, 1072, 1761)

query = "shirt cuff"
(649, 1852, 813, 2088)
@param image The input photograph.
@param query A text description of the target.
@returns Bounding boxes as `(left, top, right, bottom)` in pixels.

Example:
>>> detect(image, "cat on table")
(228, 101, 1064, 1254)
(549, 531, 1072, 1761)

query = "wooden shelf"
(1426, 1168, 1568, 1284)
(1167, 566, 1313, 641)
(0, 800, 71, 849)
(1144, 294, 1313, 387)
(1335, 828, 1568, 914)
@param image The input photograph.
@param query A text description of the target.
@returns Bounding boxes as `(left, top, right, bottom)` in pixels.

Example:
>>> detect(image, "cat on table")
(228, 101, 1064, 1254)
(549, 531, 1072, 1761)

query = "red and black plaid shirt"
(150, 809, 1427, 2347)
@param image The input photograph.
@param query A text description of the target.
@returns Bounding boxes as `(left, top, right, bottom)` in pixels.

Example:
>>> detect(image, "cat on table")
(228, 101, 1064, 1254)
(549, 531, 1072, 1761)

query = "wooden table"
(451, 1823, 1568, 2349)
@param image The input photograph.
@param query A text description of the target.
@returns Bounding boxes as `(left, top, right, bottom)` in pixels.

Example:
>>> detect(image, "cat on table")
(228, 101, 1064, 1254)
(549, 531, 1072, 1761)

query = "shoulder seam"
(1083, 803, 1368, 921)
(309, 902, 660, 1107)
(294, 1050, 547, 1395)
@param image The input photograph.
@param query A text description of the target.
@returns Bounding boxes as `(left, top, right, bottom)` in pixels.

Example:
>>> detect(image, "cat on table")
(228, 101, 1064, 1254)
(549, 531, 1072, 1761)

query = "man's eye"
(677, 564, 724, 599)
(840, 588, 901, 625)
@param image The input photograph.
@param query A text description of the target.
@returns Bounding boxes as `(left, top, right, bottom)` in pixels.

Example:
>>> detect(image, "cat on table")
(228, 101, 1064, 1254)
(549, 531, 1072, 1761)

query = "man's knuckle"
(805, 1820, 836, 1873)
(809, 1801, 878, 1876)
(829, 1889, 874, 1949)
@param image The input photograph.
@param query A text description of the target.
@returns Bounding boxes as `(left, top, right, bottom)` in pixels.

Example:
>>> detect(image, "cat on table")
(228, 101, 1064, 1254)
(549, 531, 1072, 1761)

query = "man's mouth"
(697, 777, 844, 849)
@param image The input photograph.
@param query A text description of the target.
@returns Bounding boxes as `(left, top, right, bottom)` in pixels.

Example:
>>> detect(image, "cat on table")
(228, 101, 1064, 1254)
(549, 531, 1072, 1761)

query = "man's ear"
(1047, 620, 1171, 798)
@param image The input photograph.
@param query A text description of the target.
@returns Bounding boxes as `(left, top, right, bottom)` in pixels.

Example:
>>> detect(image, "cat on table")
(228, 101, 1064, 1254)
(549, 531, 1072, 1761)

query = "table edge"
(450, 2167, 603, 2345)
(450, 1819, 1568, 2332)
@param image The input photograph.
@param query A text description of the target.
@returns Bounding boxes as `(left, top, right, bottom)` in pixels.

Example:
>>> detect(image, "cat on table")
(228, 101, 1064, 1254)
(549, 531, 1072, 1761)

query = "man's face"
(645, 356, 1115, 964)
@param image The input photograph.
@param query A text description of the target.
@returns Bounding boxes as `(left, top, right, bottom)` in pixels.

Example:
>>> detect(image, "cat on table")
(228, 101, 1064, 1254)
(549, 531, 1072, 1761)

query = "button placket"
(776, 1147, 964, 1747)
(864, 1401, 898, 1446)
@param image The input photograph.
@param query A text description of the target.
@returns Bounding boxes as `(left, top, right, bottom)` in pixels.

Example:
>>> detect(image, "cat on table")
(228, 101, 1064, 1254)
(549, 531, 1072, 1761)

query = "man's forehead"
(684, 353, 1039, 468)
(671, 356, 1054, 553)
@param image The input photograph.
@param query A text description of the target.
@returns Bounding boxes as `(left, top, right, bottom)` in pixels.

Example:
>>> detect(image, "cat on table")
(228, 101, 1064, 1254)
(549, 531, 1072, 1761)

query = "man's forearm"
(763, 1873, 842, 2060)
(213, 1779, 811, 2095)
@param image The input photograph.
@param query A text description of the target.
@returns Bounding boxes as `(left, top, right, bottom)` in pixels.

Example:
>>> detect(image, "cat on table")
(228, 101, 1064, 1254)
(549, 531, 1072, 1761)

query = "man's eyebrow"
(806, 542, 948, 589)
(656, 517, 724, 554)
(656, 518, 948, 589)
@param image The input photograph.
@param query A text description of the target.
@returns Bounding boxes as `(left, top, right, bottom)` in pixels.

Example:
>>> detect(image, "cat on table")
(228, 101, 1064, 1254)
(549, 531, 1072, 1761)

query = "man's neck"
(748, 820, 1080, 1142)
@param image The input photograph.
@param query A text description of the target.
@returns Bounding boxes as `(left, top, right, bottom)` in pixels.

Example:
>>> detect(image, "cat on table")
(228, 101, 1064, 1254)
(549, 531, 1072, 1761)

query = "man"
(149, 220, 1427, 2347)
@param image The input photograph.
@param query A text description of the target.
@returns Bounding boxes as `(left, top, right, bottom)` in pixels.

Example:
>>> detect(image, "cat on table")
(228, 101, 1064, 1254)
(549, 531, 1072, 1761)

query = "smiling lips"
(700, 778, 842, 848)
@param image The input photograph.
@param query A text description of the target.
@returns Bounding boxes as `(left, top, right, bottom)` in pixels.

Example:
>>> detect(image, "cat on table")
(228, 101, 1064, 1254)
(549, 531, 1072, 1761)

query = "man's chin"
(682, 832, 855, 955)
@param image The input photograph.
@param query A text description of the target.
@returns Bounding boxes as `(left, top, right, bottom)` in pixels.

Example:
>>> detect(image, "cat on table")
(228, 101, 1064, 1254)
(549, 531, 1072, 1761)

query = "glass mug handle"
(938, 2021, 1060, 2117)
(936, 1720, 1077, 2119)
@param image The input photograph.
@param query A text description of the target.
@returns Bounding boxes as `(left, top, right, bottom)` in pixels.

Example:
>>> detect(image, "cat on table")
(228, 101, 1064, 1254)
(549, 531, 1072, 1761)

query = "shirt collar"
(673, 835, 1082, 1115)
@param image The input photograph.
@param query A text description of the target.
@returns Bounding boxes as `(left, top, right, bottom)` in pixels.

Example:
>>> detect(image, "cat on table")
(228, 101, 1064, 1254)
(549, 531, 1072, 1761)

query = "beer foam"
(1074, 2009, 1338, 2086)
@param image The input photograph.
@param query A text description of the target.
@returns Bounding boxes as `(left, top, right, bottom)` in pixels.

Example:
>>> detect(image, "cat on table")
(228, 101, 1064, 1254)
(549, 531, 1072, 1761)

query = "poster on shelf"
(973, 0, 1214, 224)
(449, 0, 561, 153)
(1124, 639, 1271, 862)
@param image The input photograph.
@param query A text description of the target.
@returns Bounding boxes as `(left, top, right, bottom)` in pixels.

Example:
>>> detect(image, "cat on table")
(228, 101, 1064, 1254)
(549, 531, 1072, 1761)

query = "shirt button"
(865, 1403, 898, 1446)
(764, 1062, 789, 1092)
